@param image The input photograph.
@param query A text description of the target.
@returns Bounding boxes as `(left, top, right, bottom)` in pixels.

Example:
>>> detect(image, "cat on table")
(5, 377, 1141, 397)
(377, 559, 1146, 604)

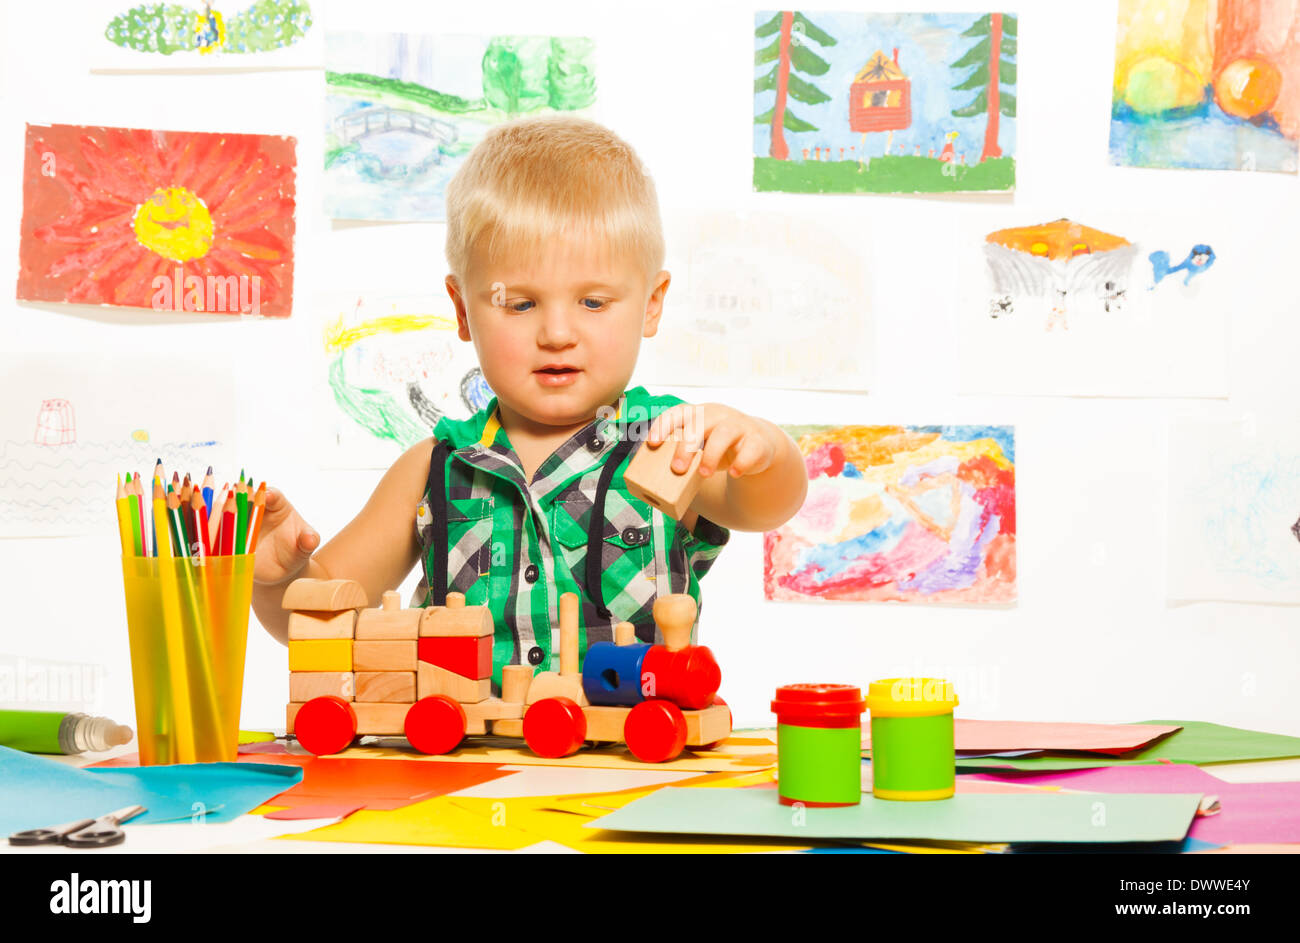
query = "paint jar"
(771, 684, 866, 807)
(866, 677, 958, 800)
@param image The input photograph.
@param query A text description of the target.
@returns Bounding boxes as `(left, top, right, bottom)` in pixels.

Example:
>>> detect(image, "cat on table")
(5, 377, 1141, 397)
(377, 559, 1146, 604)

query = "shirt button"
(587, 435, 605, 452)
(524, 564, 539, 583)
(621, 527, 645, 545)
(527, 646, 545, 666)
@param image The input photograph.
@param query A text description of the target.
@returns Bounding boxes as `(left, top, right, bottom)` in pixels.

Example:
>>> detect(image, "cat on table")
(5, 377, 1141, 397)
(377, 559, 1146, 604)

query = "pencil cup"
(866, 678, 959, 800)
(120, 554, 255, 765)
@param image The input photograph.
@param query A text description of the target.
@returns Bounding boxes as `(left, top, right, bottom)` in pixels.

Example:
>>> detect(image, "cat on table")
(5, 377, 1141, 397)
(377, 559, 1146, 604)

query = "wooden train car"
(284, 580, 731, 763)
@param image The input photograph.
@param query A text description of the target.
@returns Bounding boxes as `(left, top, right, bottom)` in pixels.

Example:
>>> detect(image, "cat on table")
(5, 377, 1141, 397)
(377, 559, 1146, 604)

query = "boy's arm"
(252, 437, 435, 645)
(647, 405, 807, 533)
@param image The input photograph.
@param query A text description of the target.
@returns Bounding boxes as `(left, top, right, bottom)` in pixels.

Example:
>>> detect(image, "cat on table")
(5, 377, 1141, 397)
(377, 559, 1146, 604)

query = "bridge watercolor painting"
(1110, 0, 1300, 173)
(765, 424, 1017, 605)
(754, 10, 1017, 194)
(325, 31, 597, 221)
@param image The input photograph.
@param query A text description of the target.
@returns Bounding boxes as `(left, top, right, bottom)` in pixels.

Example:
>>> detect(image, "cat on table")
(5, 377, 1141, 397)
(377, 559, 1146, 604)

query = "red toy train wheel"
(523, 697, 587, 758)
(295, 696, 357, 756)
(625, 699, 688, 763)
(405, 695, 467, 755)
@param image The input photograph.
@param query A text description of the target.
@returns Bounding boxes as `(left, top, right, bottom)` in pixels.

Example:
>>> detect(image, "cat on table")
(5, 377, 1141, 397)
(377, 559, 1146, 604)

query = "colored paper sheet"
(592, 786, 1203, 844)
(955, 720, 1300, 771)
(264, 803, 363, 821)
(447, 795, 818, 854)
(966, 764, 1300, 845)
(267, 757, 514, 809)
(339, 740, 775, 773)
(280, 795, 536, 850)
(867, 719, 1182, 754)
(0, 746, 302, 833)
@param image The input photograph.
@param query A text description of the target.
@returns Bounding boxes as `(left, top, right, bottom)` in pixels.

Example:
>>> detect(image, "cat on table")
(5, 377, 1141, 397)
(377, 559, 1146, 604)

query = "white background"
(0, 0, 1297, 735)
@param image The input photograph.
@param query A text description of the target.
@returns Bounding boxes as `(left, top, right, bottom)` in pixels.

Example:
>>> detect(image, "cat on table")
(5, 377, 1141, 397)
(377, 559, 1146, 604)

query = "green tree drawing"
(547, 38, 597, 111)
(482, 37, 551, 117)
(951, 12, 1017, 162)
(755, 11, 837, 160)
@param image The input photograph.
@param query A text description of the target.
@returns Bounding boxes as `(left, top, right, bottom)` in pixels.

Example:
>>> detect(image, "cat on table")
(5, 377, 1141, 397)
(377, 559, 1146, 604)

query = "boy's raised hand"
(644, 403, 777, 480)
(253, 488, 321, 585)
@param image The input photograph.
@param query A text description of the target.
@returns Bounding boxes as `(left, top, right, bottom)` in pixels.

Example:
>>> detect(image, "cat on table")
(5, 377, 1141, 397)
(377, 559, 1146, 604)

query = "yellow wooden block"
(289, 671, 354, 702)
(352, 701, 410, 736)
(491, 718, 523, 738)
(354, 671, 416, 703)
(288, 610, 357, 640)
(417, 662, 490, 703)
(289, 639, 353, 672)
(352, 640, 417, 672)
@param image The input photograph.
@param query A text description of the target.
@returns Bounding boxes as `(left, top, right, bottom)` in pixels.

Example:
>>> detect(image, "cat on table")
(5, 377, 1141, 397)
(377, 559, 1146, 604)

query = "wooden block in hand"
(623, 434, 705, 520)
(354, 671, 416, 703)
(352, 640, 417, 672)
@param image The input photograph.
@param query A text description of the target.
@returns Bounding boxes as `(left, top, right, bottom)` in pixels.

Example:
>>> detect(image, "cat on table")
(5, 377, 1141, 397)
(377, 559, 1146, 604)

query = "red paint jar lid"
(771, 683, 865, 728)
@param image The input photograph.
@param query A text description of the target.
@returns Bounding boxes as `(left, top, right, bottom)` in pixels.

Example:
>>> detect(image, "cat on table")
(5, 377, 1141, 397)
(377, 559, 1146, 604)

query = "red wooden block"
(418, 635, 492, 679)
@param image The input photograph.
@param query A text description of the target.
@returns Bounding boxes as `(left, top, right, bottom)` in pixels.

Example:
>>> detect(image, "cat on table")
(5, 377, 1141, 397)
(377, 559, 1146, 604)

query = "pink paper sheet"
(964, 764, 1300, 845)
(863, 720, 1181, 753)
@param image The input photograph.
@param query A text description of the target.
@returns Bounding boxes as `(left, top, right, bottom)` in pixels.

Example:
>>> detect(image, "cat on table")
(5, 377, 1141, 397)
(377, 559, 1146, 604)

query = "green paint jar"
(771, 684, 866, 807)
(866, 677, 958, 800)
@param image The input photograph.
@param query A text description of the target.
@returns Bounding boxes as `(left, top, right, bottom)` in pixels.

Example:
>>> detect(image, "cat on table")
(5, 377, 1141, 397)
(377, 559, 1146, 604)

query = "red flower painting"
(17, 123, 297, 317)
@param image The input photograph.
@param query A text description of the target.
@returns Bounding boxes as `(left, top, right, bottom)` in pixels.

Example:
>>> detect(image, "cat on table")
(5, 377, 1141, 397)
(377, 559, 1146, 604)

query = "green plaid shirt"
(413, 386, 730, 692)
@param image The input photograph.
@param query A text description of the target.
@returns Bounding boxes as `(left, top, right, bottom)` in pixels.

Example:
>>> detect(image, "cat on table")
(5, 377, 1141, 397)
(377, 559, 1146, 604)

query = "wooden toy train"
(284, 579, 731, 762)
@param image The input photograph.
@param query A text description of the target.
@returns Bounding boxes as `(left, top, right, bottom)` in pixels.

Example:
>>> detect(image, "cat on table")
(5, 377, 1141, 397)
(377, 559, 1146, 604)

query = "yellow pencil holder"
(119, 554, 255, 765)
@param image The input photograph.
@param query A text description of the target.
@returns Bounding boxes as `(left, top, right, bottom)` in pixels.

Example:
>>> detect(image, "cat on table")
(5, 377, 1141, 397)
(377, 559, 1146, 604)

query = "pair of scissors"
(9, 805, 146, 848)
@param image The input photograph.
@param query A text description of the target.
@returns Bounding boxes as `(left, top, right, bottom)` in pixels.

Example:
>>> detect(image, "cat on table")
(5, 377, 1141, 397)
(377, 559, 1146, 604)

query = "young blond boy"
(251, 116, 807, 689)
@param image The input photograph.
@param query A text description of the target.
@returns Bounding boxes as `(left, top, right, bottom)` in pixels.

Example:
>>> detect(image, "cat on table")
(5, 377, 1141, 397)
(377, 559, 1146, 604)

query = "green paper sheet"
(954, 720, 1300, 772)
(590, 786, 1202, 844)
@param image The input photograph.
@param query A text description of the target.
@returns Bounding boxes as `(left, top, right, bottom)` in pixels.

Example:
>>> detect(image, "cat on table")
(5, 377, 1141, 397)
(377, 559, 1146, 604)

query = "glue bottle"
(0, 709, 133, 755)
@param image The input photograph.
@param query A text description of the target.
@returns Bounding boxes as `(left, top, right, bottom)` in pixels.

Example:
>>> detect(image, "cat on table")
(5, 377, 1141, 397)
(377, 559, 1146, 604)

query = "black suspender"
(586, 432, 639, 619)
(425, 440, 455, 607)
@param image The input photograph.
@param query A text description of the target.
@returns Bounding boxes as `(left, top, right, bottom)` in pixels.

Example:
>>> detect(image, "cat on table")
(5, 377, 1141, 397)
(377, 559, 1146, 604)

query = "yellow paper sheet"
(278, 795, 535, 850)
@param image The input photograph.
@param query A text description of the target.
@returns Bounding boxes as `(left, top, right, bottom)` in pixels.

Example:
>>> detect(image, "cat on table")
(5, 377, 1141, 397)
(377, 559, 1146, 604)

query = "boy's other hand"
(644, 403, 776, 480)
(253, 488, 321, 585)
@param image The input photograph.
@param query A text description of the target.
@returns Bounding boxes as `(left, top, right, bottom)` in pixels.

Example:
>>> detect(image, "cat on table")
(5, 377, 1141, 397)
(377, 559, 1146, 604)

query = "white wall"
(1, 0, 1296, 735)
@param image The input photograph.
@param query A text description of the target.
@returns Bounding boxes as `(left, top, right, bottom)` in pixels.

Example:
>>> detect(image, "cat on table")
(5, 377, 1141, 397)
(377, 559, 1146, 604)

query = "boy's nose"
(536, 307, 578, 347)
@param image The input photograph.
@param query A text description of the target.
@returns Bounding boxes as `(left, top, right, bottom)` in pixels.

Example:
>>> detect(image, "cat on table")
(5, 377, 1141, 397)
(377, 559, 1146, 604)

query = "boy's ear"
(642, 270, 671, 338)
(446, 275, 471, 341)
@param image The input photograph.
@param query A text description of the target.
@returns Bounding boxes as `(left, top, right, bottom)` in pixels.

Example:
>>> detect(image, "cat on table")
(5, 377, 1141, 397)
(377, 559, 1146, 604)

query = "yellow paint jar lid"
(867, 677, 959, 717)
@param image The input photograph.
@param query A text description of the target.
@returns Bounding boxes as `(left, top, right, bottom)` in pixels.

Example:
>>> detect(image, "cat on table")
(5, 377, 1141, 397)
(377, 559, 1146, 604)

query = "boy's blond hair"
(445, 115, 664, 285)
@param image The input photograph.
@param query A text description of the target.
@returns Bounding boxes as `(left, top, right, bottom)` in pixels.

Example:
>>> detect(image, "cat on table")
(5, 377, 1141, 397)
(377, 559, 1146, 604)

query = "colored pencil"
(219, 490, 236, 556)
(152, 477, 171, 560)
(245, 481, 266, 554)
(202, 466, 214, 517)
(115, 475, 134, 556)
(190, 488, 209, 561)
(209, 481, 229, 549)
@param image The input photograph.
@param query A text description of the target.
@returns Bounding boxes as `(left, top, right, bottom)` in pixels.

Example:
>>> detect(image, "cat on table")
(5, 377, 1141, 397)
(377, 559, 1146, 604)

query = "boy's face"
(448, 233, 669, 432)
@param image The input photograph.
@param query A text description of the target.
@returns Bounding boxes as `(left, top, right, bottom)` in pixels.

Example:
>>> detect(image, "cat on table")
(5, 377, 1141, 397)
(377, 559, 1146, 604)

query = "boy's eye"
(509, 300, 534, 313)
(581, 298, 608, 311)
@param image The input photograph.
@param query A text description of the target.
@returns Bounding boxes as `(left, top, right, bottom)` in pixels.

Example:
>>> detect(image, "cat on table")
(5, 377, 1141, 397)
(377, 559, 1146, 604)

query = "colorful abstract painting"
(765, 425, 1017, 604)
(1168, 416, 1300, 603)
(960, 214, 1230, 397)
(753, 11, 1016, 194)
(315, 295, 494, 469)
(17, 123, 297, 317)
(325, 31, 597, 221)
(93, 0, 321, 70)
(1110, 0, 1300, 172)
(641, 208, 873, 392)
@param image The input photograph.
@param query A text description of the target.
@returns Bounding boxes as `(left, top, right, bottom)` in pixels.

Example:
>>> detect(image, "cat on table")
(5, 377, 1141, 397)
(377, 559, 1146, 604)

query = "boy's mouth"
(534, 364, 581, 386)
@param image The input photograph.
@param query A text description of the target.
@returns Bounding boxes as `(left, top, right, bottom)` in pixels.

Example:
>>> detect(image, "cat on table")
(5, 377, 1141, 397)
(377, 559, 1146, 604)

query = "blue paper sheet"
(0, 745, 302, 835)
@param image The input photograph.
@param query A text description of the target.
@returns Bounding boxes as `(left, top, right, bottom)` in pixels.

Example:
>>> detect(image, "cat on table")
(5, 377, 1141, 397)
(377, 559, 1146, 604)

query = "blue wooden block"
(582, 642, 651, 706)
